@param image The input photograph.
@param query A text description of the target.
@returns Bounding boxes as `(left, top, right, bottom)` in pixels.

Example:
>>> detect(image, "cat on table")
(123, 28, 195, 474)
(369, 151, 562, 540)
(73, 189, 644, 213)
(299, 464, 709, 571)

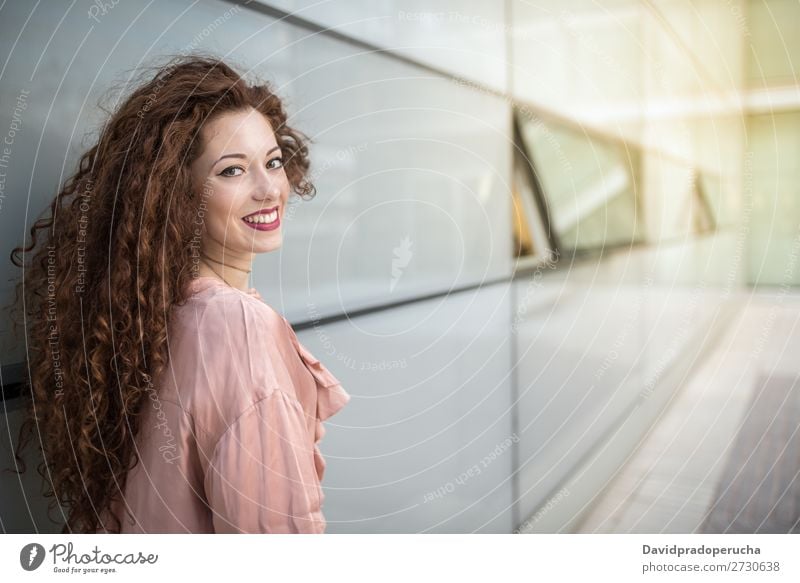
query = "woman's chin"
(252, 239, 282, 254)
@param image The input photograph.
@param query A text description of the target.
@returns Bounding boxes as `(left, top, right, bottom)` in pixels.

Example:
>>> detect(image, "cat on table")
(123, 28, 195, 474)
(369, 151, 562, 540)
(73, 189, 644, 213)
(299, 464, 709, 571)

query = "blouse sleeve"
(203, 389, 325, 534)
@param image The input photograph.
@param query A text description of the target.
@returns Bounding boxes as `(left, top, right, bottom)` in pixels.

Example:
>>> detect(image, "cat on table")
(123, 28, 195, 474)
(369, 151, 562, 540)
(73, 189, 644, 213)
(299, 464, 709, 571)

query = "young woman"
(9, 55, 350, 534)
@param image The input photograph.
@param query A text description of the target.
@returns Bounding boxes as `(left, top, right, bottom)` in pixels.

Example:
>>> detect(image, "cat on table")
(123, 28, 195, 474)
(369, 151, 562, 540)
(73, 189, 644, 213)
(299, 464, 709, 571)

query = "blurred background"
(0, 0, 798, 533)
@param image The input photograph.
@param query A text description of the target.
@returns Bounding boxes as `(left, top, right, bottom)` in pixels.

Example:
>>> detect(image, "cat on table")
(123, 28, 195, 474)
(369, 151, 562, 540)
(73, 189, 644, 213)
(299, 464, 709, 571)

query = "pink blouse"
(97, 276, 350, 533)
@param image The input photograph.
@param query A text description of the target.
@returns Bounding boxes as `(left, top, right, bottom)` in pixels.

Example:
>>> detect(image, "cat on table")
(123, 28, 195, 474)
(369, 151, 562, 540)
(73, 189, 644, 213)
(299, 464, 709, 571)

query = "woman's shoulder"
(180, 276, 282, 330)
(169, 277, 294, 420)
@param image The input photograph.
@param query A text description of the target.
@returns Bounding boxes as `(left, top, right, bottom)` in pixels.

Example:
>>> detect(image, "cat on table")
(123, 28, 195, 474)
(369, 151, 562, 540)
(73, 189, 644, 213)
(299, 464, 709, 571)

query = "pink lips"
(241, 206, 280, 232)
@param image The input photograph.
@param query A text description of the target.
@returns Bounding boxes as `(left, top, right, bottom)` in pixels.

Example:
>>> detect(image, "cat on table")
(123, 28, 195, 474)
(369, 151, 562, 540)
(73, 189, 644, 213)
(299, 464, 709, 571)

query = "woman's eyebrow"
(213, 145, 281, 166)
(214, 152, 246, 164)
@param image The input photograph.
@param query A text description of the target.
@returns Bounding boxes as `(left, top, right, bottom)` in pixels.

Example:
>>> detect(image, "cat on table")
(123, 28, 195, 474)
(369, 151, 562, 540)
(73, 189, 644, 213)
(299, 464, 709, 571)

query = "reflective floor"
(575, 292, 800, 533)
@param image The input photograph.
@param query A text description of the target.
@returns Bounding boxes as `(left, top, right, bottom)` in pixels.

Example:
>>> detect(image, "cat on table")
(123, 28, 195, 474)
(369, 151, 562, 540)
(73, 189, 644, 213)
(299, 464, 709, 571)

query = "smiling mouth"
(241, 206, 280, 231)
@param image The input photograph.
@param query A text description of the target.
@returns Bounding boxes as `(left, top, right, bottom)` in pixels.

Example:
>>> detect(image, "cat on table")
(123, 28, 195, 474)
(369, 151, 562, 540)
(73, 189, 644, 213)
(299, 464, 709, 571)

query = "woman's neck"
(197, 250, 252, 291)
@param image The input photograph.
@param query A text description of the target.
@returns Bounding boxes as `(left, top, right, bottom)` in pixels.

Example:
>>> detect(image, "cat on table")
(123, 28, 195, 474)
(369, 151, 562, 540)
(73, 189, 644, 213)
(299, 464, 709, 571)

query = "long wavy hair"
(6, 54, 315, 533)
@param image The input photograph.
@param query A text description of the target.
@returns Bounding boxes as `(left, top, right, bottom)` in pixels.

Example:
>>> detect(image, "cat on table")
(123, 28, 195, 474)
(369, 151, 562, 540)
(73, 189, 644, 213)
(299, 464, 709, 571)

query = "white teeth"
(243, 210, 278, 224)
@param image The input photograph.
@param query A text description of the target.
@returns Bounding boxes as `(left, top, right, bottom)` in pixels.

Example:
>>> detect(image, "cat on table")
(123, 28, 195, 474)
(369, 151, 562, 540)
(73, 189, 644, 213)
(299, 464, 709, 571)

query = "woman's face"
(191, 107, 290, 263)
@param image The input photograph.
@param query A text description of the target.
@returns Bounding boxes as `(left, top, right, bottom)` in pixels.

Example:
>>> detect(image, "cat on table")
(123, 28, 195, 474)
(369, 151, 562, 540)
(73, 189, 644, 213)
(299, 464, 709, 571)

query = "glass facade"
(516, 112, 643, 255)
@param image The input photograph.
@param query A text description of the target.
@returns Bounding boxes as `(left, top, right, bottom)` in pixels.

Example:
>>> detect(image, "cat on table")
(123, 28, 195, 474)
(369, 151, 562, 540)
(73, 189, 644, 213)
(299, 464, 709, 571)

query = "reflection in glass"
(692, 172, 718, 234)
(516, 113, 643, 254)
(511, 170, 535, 258)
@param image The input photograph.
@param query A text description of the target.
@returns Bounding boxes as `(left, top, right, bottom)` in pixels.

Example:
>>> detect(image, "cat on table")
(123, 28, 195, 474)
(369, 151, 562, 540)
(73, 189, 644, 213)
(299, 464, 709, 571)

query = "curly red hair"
(7, 54, 315, 533)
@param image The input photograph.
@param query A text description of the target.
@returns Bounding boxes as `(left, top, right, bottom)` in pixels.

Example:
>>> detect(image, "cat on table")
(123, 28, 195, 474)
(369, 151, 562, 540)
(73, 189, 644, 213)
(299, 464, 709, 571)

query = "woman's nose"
(250, 172, 281, 202)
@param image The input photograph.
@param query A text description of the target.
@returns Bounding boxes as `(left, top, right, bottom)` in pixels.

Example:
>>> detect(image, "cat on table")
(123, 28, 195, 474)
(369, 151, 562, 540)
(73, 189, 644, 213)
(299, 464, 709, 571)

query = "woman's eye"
(267, 156, 284, 170)
(220, 166, 244, 177)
